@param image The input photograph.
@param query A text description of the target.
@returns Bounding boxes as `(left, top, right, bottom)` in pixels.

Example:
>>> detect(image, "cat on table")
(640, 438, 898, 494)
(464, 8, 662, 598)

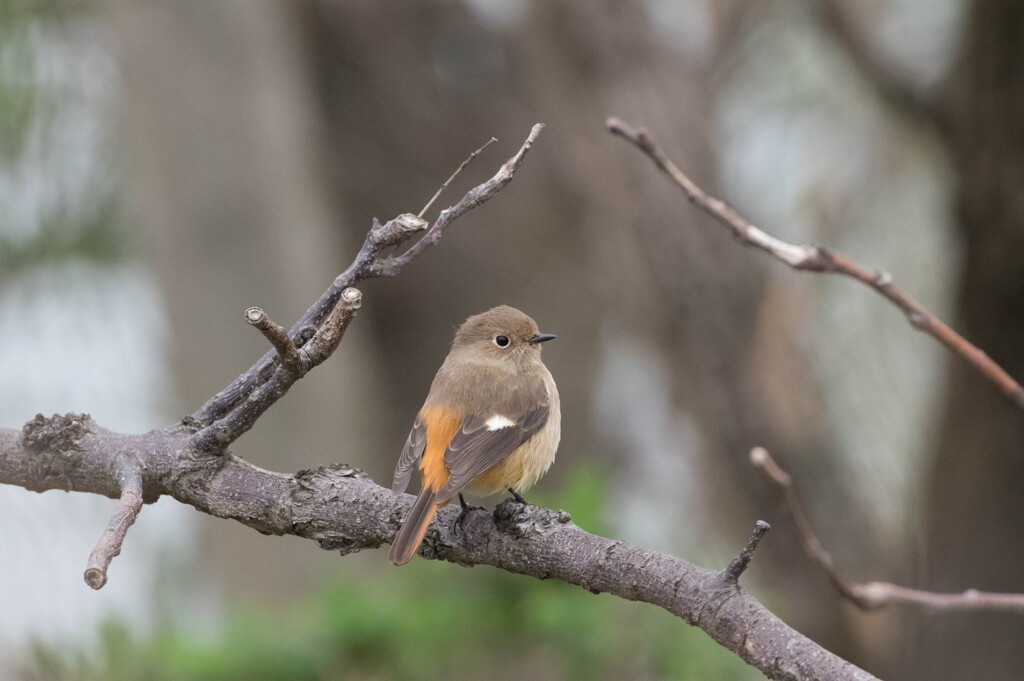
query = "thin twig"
(750, 447, 1024, 613)
(387, 123, 544, 272)
(722, 520, 771, 585)
(83, 455, 143, 589)
(418, 137, 498, 218)
(245, 307, 303, 376)
(606, 116, 1024, 412)
(191, 125, 544, 427)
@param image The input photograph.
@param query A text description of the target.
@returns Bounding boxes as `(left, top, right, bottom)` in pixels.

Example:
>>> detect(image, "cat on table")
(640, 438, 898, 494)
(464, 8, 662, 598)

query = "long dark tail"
(389, 489, 439, 565)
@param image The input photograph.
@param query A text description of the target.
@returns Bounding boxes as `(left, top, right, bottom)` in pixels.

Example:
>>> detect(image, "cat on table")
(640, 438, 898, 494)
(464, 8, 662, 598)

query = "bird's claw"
(454, 494, 486, 537)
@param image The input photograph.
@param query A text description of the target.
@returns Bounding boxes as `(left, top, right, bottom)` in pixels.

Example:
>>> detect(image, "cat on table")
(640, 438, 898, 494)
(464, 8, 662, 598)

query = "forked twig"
(751, 447, 1024, 613)
(419, 137, 498, 218)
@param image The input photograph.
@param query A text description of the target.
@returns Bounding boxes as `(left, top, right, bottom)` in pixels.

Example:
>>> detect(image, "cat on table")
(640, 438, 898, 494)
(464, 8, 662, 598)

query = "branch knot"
(22, 413, 93, 454)
(369, 213, 428, 249)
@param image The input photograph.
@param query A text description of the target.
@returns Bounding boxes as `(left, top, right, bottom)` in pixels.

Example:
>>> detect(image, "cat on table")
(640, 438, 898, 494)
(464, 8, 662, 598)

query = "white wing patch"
(485, 415, 516, 431)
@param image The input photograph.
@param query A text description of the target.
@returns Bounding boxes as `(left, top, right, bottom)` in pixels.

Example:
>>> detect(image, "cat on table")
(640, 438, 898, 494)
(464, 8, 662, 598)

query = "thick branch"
(191, 125, 543, 426)
(606, 116, 1024, 412)
(0, 419, 879, 681)
(751, 447, 1024, 614)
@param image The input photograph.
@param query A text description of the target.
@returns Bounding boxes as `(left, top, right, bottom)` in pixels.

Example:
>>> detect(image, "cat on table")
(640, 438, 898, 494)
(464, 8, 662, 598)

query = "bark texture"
(0, 416, 877, 681)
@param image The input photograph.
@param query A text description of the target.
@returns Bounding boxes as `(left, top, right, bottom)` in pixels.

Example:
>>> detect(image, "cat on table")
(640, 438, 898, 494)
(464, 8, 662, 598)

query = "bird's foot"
(454, 493, 486, 537)
(507, 487, 529, 505)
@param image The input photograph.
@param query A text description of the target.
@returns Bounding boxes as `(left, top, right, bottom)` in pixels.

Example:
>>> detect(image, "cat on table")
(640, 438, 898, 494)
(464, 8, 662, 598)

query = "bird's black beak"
(528, 333, 557, 345)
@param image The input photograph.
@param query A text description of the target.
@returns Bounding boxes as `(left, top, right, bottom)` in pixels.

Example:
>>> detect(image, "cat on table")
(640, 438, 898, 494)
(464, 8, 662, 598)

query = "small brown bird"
(389, 306, 560, 565)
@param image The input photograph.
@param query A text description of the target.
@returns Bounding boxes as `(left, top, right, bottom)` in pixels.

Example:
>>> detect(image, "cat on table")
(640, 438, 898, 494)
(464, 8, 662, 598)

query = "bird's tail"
(389, 489, 439, 565)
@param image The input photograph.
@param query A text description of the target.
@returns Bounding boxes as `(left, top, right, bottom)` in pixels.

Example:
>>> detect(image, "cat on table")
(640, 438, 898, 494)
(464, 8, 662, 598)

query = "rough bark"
(0, 417, 877, 681)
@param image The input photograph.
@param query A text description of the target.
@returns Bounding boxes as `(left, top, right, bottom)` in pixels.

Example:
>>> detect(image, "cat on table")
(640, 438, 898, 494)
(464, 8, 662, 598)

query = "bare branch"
(191, 288, 362, 453)
(751, 447, 1024, 614)
(191, 125, 544, 426)
(721, 520, 771, 585)
(418, 137, 498, 218)
(301, 287, 362, 364)
(84, 454, 143, 590)
(606, 116, 1024, 412)
(0, 420, 879, 681)
(385, 123, 545, 273)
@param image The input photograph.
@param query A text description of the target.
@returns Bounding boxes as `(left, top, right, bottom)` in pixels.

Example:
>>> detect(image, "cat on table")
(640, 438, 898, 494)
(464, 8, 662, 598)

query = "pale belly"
(468, 371, 560, 496)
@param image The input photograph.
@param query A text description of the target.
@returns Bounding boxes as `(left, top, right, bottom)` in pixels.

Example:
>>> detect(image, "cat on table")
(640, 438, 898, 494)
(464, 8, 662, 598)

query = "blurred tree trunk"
(918, 2, 1024, 679)
(107, 0, 387, 600)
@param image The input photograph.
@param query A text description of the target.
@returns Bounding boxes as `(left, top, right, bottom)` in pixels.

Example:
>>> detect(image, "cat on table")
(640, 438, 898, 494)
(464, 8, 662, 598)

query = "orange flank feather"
(387, 406, 462, 565)
(418, 406, 462, 491)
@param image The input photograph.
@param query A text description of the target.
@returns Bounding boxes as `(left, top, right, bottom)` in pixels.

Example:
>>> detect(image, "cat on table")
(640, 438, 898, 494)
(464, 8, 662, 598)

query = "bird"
(388, 305, 560, 565)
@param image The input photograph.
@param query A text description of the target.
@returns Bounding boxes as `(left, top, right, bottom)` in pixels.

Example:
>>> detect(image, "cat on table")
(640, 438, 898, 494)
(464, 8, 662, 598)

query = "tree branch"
(383, 123, 544, 273)
(721, 520, 771, 586)
(190, 288, 362, 453)
(0, 419, 879, 681)
(244, 306, 303, 377)
(190, 124, 544, 427)
(418, 137, 497, 218)
(606, 116, 1024, 412)
(750, 447, 1024, 614)
(83, 451, 143, 590)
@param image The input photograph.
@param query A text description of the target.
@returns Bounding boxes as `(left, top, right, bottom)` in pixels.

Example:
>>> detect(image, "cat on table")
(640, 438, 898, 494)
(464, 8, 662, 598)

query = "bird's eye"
(495, 335, 510, 347)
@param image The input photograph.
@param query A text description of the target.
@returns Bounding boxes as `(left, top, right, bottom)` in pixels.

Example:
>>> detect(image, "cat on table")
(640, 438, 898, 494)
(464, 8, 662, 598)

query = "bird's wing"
(439, 379, 550, 499)
(392, 418, 427, 494)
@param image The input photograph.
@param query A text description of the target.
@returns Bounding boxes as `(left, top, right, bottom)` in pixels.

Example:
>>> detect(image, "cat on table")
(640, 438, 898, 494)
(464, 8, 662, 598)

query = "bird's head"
(451, 305, 556, 369)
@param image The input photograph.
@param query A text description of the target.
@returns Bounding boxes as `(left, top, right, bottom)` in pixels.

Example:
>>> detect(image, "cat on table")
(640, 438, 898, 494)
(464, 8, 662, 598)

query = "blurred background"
(1, 0, 1021, 679)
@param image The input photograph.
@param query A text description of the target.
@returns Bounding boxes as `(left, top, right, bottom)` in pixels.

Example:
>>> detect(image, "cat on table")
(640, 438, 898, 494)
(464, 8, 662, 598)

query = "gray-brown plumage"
(389, 306, 560, 565)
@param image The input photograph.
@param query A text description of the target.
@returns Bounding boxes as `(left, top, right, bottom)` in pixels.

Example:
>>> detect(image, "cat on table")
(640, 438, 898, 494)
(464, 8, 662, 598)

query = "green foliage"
(0, 198, 122, 282)
(25, 469, 758, 681)
(0, 0, 122, 277)
(0, 0, 67, 161)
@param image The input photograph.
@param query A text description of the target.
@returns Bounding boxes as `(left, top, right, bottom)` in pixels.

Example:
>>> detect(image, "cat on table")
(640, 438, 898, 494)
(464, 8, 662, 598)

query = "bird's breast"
(468, 371, 561, 495)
